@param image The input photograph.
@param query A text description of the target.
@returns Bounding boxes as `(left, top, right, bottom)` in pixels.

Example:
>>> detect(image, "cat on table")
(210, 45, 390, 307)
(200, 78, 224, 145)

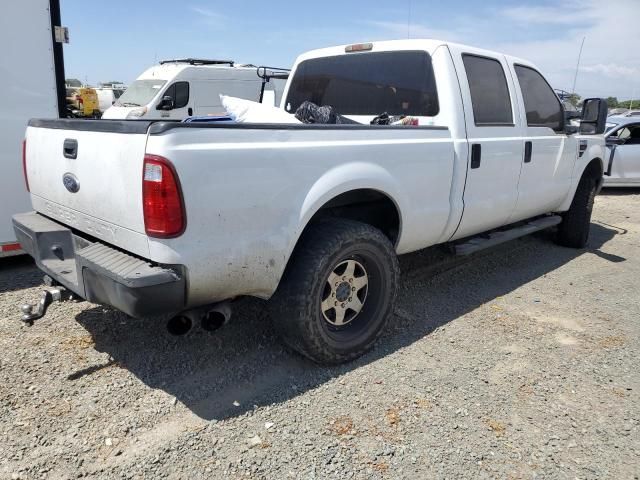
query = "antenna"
(407, 0, 412, 38)
(571, 36, 586, 95)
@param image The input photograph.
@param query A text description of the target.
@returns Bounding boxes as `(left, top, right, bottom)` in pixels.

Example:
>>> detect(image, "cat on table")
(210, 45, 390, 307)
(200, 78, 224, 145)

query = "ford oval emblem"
(62, 173, 80, 193)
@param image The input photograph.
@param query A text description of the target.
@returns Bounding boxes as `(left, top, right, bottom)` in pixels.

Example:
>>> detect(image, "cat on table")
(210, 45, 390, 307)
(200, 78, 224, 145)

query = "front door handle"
(188, 107, 193, 116)
(470, 143, 481, 169)
(524, 141, 533, 163)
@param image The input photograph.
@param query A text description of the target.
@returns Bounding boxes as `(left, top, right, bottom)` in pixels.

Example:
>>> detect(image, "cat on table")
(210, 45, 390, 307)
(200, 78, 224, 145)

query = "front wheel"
(269, 219, 399, 364)
(556, 174, 598, 248)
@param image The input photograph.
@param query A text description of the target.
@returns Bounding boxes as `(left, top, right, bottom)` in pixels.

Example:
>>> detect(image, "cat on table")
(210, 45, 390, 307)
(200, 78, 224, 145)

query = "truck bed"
(25, 118, 456, 306)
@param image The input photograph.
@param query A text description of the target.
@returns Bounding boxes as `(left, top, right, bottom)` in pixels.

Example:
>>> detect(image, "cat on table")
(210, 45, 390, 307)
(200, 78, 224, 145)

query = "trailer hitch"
(20, 280, 76, 326)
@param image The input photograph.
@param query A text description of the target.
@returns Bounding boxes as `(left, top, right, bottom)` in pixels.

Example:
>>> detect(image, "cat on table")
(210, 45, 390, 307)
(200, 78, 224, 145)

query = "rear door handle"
(63, 138, 78, 159)
(524, 141, 533, 163)
(470, 143, 481, 169)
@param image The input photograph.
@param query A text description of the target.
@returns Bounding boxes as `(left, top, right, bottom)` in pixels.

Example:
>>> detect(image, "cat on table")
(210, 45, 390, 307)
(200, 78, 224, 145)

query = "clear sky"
(61, 0, 639, 99)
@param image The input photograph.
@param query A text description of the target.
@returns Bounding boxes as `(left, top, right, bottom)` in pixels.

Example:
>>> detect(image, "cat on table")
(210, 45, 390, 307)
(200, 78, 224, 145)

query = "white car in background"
(102, 59, 286, 120)
(604, 116, 640, 186)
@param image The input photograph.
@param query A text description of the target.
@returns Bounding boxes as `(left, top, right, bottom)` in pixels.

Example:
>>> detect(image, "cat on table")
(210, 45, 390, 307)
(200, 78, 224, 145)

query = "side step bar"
(453, 215, 562, 256)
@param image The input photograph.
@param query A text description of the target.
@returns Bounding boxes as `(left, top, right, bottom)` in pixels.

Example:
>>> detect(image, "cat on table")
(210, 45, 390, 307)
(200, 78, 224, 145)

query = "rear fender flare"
(287, 162, 407, 259)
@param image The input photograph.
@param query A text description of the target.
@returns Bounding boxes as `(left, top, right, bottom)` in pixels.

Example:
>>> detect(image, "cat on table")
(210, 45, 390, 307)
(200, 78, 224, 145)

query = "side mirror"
(606, 136, 625, 146)
(157, 95, 174, 111)
(579, 98, 608, 135)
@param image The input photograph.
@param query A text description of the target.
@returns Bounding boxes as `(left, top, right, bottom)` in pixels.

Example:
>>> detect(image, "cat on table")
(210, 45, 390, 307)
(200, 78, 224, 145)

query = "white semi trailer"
(0, 0, 66, 257)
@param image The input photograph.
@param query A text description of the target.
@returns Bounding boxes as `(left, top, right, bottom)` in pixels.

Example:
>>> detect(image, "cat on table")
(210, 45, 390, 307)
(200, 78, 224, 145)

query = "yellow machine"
(66, 87, 100, 117)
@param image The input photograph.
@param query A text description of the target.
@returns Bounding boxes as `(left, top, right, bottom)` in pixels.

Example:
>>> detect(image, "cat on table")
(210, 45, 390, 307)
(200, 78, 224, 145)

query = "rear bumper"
(12, 212, 186, 318)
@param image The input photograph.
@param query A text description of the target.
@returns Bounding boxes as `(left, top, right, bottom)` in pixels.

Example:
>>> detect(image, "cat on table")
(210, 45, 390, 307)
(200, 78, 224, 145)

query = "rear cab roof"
(293, 39, 538, 70)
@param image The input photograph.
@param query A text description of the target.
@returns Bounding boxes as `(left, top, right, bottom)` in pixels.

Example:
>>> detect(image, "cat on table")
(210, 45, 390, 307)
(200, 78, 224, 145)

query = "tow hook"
(20, 284, 75, 326)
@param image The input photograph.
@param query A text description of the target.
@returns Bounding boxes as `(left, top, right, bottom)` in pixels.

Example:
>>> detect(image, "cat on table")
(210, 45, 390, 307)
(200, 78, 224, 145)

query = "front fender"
(557, 139, 605, 212)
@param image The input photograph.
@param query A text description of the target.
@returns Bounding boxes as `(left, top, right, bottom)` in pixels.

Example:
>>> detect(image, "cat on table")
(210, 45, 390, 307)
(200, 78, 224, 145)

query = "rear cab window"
(284, 51, 439, 119)
(462, 54, 513, 126)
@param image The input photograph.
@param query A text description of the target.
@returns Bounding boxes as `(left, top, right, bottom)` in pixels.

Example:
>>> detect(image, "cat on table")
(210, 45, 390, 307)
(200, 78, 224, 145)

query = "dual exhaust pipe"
(166, 302, 232, 336)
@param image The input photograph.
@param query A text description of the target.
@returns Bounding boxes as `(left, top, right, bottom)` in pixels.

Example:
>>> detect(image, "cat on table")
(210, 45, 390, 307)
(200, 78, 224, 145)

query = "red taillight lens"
(143, 154, 185, 238)
(22, 139, 29, 192)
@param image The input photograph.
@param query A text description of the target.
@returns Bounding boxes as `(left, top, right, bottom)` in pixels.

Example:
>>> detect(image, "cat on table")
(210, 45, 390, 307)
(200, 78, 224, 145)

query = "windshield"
(115, 79, 167, 107)
(285, 51, 439, 117)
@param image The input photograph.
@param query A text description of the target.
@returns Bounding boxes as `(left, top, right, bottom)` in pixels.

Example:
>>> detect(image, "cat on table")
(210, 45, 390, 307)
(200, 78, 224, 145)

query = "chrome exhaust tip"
(201, 302, 232, 332)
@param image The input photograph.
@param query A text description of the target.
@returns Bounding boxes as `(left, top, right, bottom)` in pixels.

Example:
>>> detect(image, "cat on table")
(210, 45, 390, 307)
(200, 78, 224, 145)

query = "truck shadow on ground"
(73, 222, 620, 421)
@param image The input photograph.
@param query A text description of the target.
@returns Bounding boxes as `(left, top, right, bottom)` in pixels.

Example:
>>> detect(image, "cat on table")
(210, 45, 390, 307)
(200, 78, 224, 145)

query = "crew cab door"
(508, 64, 575, 221)
(450, 51, 525, 239)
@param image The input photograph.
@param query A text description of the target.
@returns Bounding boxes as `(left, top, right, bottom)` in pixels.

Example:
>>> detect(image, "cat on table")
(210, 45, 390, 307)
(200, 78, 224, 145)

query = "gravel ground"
(1, 189, 639, 480)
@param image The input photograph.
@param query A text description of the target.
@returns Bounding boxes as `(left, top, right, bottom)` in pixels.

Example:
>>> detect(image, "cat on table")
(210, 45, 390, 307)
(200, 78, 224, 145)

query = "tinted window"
(164, 82, 189, 109)
(462, 54, 513, 125)
(285, 51, 439, 116)
(515, 65, 563, 131)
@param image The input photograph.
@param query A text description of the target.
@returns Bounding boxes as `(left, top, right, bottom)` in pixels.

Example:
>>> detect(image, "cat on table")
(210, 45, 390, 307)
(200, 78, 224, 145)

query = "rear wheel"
(269, 219, 399, 364)
(556, 174, 598, 248)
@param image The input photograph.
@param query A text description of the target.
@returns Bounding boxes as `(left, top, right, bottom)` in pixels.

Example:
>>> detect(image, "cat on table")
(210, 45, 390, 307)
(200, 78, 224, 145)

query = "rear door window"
(285, 51, 439, 117)
(462, 54, 513, 125)
(514, 65, 563, 132)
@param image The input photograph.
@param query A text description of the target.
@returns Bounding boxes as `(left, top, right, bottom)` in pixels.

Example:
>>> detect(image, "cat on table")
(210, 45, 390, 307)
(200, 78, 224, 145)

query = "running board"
(453, 215, 562, 256)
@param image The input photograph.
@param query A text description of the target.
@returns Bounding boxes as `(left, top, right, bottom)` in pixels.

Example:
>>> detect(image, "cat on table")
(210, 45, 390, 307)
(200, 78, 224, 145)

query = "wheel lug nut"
(341, 303, 345, 308)
(331, 292, 335, 297)
(334, 301, 338, 306)
(348, 297, 352, 302)
(352, 287, 356, 291)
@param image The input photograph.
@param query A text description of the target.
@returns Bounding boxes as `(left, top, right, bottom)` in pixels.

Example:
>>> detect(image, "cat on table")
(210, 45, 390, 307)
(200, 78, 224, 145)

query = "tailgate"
(25, 119, 152, 237)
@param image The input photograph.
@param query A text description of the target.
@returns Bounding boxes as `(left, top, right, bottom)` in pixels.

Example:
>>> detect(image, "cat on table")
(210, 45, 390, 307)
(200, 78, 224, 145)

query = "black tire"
(269, 218, 399, 365)
(556, 174, 598, 248)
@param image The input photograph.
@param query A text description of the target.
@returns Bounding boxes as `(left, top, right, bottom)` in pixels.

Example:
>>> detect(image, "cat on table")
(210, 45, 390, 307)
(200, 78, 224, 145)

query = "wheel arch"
(558, 157, 604, 212)
(278, 164, 405, 284)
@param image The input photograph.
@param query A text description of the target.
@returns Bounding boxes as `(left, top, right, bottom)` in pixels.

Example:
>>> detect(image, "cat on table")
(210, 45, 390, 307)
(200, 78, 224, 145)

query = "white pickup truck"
(14, 39, 608, 364)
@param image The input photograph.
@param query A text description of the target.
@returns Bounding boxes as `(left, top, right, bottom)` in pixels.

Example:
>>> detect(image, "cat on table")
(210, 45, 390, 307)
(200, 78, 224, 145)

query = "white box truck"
(0, 0, 66, 257)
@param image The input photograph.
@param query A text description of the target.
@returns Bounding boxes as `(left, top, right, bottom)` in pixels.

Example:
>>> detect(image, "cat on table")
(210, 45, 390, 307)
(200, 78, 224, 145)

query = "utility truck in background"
(102, 60, 288, 120)
(15, 40, 608, 364)
(0, 0, 66, 257)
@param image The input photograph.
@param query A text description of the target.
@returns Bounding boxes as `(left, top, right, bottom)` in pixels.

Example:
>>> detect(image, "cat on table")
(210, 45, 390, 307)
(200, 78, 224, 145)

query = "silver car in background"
(604, 116, 640, 186)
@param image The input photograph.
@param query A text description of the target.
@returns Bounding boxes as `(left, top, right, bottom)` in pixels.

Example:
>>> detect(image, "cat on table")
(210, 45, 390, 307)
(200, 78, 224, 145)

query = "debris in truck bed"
(294, 101, 360, 125)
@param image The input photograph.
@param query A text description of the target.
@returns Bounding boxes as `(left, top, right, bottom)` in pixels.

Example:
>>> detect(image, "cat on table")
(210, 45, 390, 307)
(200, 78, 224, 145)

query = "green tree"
(606, 97, 619, 108)
(618, 100, 640, 109)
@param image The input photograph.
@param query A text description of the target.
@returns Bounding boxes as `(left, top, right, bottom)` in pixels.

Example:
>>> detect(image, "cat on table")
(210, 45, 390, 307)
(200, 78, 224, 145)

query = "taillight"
(22, 139, 29, 192)
(143, 154, 185, 238)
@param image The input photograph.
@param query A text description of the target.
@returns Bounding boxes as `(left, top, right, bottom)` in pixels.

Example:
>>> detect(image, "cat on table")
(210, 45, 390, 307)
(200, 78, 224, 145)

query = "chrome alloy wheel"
(321, 259, 369, 327)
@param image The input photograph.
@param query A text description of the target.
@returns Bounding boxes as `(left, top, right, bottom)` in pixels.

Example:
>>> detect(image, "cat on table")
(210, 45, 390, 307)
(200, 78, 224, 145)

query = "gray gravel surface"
(1, 189, 639, 480)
